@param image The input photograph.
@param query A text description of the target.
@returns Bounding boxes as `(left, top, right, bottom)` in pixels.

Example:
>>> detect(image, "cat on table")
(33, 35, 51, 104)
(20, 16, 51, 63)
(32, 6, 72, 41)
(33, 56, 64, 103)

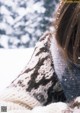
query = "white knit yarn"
(0, 87, 41, 112)
(0, 87, 71, 113)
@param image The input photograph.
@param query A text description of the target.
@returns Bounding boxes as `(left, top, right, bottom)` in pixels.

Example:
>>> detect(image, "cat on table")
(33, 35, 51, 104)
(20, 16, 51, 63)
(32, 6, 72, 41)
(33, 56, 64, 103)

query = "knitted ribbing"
(0, 87, 41, 111)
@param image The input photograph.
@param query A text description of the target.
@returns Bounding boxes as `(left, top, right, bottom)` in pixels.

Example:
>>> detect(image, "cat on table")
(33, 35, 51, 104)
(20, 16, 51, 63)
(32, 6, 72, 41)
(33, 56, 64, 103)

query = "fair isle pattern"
(9, 32, 59, 105)
(9, 32, 66, 105)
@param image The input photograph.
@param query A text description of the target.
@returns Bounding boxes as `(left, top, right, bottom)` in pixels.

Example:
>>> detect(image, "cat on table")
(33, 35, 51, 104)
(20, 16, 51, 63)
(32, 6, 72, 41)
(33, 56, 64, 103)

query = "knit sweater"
(0, 32, 80, 113)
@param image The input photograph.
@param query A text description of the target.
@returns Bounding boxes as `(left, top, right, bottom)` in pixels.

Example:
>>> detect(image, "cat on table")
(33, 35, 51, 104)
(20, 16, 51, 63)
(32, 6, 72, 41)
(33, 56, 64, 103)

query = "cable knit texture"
(0, 32, 80, 113)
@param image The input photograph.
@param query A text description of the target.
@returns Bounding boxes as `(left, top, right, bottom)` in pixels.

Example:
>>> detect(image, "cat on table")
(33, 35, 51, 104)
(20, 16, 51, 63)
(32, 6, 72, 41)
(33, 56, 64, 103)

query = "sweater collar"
(50, 36, 80, 102)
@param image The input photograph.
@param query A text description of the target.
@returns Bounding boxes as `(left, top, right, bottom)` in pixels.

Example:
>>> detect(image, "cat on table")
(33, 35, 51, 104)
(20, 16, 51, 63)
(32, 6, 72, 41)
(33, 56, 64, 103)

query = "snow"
(0, 48, 34, 91)
(0, 0, 59, 48)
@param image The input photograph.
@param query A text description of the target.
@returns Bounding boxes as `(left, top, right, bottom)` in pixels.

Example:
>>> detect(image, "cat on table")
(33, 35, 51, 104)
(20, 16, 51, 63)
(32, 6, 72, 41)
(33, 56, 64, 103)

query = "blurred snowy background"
(0, 0, 59, 91)
(0, 0, 59, 48)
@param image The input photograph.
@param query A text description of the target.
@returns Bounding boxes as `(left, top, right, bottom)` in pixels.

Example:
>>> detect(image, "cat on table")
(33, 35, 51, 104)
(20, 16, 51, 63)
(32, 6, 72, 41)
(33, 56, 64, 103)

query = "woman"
(0, 1, 80, 113)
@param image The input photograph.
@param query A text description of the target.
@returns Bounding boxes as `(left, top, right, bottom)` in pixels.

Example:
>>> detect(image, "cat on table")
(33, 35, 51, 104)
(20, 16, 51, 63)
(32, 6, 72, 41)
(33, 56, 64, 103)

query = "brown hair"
(55, 2, 80, 64)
